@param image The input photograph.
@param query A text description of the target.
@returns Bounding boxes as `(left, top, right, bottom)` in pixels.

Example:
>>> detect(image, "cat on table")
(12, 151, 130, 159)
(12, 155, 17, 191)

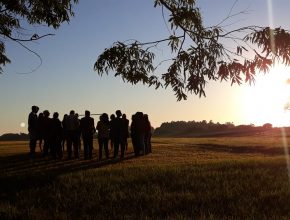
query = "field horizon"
(1, 131, 290, 219)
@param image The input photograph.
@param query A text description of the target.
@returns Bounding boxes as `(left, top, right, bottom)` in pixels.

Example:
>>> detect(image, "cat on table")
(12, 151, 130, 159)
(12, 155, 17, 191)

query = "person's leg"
(88, 137, 93, 159)
(29, 134, 37, 159)
(50, 140, 56, 159)
(136, 134, 145, 155)
(125, 138, 128, 151)
(104, 138, 109, 159)
(113, 138, 120, 158)
(98, 138, 104, 160)
(72, 131, 79, 159)
(43, 138, 50, 157)
(83, 137, 88, 159)
(131, 135, 137, 156)
(57, 140, 63, 159)
(67, 133, 72, 159)
(120, 140, 125, 158)
(39, 138, 43, 153)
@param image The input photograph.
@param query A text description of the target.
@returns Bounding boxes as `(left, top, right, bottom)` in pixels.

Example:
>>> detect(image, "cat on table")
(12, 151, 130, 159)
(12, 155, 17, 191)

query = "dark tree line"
(154, 120, 273, 137)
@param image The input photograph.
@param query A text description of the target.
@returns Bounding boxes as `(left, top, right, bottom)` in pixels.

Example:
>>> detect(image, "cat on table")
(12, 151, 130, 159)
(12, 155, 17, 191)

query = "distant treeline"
(153, 120, 274, 137)
(0, 133, 29, 141)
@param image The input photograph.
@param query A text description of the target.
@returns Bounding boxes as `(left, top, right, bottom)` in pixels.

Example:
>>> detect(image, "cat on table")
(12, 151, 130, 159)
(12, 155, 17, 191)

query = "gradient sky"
(1, 0, 290, 135)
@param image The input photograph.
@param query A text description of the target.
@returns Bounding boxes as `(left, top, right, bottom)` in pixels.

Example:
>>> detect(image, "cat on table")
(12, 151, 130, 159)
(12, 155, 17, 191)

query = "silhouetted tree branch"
(0, 0, 78, 73)
(95, 0, 290, 100)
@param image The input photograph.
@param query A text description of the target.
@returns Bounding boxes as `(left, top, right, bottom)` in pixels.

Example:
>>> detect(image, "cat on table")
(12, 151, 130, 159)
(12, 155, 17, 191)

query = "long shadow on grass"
(195, 143, 287, 156)
(0, 151, 138, 201)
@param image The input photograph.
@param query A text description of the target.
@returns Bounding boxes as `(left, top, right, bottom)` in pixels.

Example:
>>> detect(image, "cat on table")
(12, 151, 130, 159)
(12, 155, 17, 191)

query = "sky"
(1, 0, 290, 135)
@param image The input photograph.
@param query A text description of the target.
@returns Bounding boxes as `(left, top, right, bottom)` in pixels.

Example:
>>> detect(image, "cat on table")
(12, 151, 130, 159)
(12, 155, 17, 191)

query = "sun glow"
(242, 64, 290, 127)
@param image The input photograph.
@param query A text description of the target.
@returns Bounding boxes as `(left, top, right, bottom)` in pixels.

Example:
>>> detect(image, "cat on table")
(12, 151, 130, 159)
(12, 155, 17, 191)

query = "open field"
(1, 132, 290, 219)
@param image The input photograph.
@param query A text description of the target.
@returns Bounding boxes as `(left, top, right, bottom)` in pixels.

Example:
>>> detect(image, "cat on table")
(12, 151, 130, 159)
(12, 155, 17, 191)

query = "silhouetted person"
(96, 113, 110, 160)
(28, 105, 39, 159)
(61, 114, 68, 152)
(130, 114, 139, 156)
(80, 110, 95, 159)
(109, 114, 116, 151)
(135, 112, 146, 155)
(75, 113, 82, 152)
(42, 110, 52, 157)
(144, 114, 152, 154)
(37, 112, 44, 153)
(112, 110, 126, 158)
(65, 110, 80, 159)
(51, 112, 63, 159)
(122, 114, 129, 151)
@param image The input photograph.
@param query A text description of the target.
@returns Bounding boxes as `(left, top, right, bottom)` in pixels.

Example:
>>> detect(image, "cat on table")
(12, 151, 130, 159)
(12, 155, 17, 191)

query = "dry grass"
(1, 133, 290, 219)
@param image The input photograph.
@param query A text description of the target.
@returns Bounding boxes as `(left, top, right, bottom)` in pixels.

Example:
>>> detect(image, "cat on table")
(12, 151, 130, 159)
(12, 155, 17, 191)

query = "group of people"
(28, 106, 152, 161)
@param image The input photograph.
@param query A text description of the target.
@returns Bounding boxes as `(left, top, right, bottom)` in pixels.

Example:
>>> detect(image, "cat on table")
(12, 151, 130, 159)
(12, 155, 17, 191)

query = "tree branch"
(13, 40, 43, 74)
(1, 33, 55, 42)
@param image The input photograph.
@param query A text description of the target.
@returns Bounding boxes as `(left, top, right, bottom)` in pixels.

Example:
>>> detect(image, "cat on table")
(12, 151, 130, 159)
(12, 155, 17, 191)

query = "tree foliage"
(154, 120, 272, 137)
(0, 0, 78, 72)
(94, 0, 290, 100)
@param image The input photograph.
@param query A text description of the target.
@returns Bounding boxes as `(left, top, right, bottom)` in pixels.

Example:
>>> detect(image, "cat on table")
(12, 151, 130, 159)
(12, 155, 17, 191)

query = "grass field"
(1, 132, 290, 219)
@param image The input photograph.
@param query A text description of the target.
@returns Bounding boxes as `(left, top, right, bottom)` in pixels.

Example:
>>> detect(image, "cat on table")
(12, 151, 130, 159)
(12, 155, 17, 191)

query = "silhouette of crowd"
(28, 106, 152, 161)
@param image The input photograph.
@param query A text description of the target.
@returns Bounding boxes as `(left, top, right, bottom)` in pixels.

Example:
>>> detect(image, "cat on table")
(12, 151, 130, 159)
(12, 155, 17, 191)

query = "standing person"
(109, 114, 116, 151)
(65, 110, 80, 159)
(130, 113, 138, 156)
(135, 112, 146, 155)
(112, 110, 126, 158)
(96, 113, 110, 160)
(80, 110, 95, 159)
(61, 114, 68, 153)
(75, 113, 82, 152)
(51, 112, 63, 159)
(37, 112, 44, 153)
(28, 105, 39, 159)
(122, 114, 129, 151)
(144, 114, 152, 154)
(42, 110, 52, 157)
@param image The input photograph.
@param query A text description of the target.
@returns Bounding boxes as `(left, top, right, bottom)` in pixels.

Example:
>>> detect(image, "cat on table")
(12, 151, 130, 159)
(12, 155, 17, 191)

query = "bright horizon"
(1, 0, 290, 135)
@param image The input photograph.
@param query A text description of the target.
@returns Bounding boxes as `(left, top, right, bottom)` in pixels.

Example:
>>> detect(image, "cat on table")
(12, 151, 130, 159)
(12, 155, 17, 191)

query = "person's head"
(43, 110, 50, 118)
(32, 105, 39, 113)
(102, 113, 109, 122)
(70, 110, 75, 115)
(116, 110, 122, 118)
(144, 114, 149, 121)
(53, 112, 59, 119)
(136, 111, 143, 119)
(110, 114, 116, 120)
(85, 110, 90, 117)
(122, 114, 127, 119)
(38, 112, 44, 118)
(131, 114, 136, 121)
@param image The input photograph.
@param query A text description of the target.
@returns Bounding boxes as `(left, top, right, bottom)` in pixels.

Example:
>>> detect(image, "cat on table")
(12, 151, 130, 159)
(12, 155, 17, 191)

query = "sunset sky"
(1, 0, 290, 135)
